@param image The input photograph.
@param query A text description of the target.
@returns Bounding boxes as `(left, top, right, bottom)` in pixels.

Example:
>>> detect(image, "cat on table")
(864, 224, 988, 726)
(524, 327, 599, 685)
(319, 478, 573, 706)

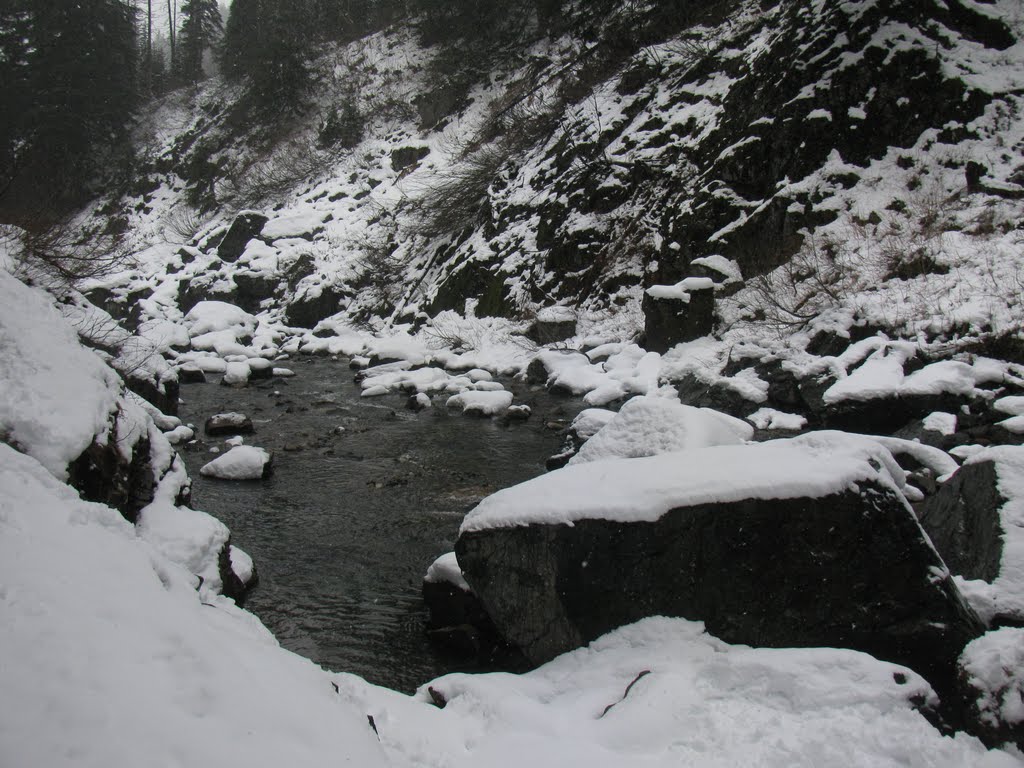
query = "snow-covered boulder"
(568, 396, 753, 465)
(184, 300, 257, 337)
(958, 627, 1024, 750)
(222, 360, 251, 387)
(342, 616, 1015, 768)
(456, 432, 983, 692)
(446, 390, 514, 417)
(217, 211, 268, 262)
(205, 412, 255, 436)
(200, 446, 273, 481)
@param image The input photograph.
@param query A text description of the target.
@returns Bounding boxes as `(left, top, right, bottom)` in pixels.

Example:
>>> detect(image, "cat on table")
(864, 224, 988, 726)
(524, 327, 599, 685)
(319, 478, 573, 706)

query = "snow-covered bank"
(0, 444, 386, 768)
(338, 617, 1019, 768)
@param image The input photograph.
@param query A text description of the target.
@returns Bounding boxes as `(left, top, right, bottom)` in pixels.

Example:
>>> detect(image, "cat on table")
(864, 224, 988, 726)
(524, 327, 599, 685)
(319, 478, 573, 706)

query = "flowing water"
(176, 356, 582, 692)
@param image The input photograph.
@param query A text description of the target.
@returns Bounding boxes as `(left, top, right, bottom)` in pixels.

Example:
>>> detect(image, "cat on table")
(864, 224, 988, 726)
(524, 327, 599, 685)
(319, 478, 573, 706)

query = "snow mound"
(0, 444, 386, 768)
(340, 617, 1013, 768)
(200, 446, 272, 480)
(570, 408, 616, 440)
(184, 301, 256, 336)
(424, 552, 470, 592)
(463, 431, 906, 533)
(569, 396, 753, 465)
(960, 627, 1024, 730)
(446, 390, 514, 417)
(748, 407, 808, 431)
(0, 270, 121, 479)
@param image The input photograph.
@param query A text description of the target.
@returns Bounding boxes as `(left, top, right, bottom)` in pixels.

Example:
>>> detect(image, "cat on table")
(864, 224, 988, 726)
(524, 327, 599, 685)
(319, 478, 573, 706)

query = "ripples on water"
(176, 357, 583, 692)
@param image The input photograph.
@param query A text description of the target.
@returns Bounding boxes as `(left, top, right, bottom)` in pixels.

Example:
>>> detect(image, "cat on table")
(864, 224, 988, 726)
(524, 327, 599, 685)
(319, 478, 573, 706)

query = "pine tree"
(1, 0, 137, 213)
(177, 0, 221, 83)
(221, 0, 314, 113)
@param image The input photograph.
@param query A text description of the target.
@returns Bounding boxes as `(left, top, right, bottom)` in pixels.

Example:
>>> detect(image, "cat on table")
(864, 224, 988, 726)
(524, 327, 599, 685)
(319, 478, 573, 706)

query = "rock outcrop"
(456, 436, 985, 693)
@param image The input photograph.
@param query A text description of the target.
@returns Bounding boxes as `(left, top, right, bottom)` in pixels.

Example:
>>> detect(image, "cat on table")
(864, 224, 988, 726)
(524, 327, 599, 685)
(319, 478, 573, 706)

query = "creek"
(176, 356, 582, 692)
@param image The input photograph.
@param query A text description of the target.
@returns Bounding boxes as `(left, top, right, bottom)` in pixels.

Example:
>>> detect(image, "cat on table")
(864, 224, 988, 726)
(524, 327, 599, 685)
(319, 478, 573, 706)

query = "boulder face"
(217, 212, 269, 263)
(642, 287, 714, 353)
(919, 459, 1005, 583)
(456, 480, 984, 691)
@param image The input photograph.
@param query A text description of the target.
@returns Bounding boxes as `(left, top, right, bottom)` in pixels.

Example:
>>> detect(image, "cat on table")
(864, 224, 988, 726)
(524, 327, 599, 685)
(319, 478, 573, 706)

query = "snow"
(960, 628, 1024, 729)
(338, 617, 1015, 768)
(223, 360, 251, 385)
(200, 445, 272, 480)
(424, 552, 470, 591)
(183, 301, 256, 336)
(462, 431, 907, 533)
(570, 408, 616, 440)
(748, 407, 808, 431)
(924, 411, 958, 435)
(0, 270, 121, 480)
(136, 500, 229, 590)
(0, 444, 387, 768)
(230, 545, 255, 584)
(446, 390, 514, 416)
(645, 276, 715, 302)
(569, 396, 753, 465)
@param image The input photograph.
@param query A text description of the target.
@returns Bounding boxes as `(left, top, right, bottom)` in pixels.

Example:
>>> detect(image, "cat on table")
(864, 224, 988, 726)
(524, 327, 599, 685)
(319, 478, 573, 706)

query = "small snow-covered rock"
(748, 407, 807, 431)
(205, 412, 254, 436)
(569, 396, 752, 465)
(200, 446, 273, 480)
(446, 390, 514, 417)
(184, 301, 256, 336)
(164, 425, 195, 445)
(222, 361, 251, 386)
(958, 627, 1024, 748)
(407, 393, 432, 411)
(424, 552, 470, 591)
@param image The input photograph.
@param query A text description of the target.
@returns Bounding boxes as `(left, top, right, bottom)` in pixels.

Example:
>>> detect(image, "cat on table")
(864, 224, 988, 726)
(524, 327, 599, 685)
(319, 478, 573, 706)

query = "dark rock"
(526, 356, 552, 386)
(285, 286, 345, 328)
(675, 372, 757, 418)
(457, 481, 984, 694)
(217, 212, 268, 263)
(233, 272, 280, 313)
(123, 371, 179, 417)
(406, 394, 431, 412)
(423, 579, 526, 667)
(414, 84, 468, 130)
(919, 460, 1005, 584)
(526, 316, 577, 345)
(68, 415, 156, 524)
(391, 145, 430, 172)
(219, 541, 258, 606)
(177, 365, 207, 384)
(641, 286, 715, 353)
(204, 412, 254, 436)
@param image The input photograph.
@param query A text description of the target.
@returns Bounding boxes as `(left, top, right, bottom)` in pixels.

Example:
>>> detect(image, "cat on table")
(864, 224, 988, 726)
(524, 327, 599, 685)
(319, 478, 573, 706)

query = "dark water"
(176, 356, 582, 692)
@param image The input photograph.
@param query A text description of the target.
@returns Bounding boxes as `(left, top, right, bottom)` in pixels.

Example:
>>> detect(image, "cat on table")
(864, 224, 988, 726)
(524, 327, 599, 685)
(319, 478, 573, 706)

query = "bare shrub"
(745, 232, 855, 329)
(3, 217, 135, 286)
(222, 137, 331, 208)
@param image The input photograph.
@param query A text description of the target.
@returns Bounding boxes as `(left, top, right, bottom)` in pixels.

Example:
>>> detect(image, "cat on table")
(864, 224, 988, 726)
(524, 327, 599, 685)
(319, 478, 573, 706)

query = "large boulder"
(642, 279, 715, 353)
(217, 212, 268, 263)
(456, 433, 984, 693)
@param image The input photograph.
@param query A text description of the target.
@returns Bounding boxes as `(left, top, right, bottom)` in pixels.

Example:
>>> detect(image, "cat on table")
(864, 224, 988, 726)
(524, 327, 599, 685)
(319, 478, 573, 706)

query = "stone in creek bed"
(205, 412, 255, 436)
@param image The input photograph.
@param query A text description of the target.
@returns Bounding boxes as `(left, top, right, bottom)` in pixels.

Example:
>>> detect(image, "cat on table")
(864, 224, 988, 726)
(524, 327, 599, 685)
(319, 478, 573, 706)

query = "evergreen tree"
(177, 0, 221, 83)
(221, 0, 313, 113)
(0, 0, 137, 214)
